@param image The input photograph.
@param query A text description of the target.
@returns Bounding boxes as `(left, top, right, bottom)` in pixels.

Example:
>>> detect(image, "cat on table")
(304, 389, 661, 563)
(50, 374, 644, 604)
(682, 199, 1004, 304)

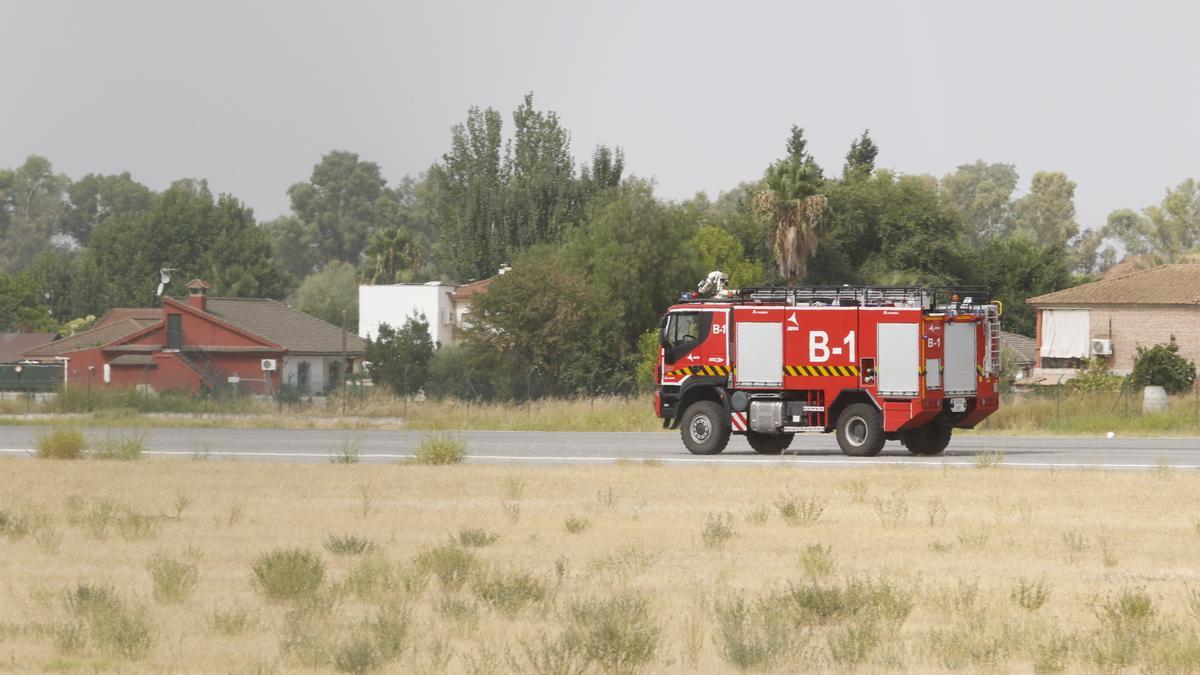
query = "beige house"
(1026, 263, 1200, 382)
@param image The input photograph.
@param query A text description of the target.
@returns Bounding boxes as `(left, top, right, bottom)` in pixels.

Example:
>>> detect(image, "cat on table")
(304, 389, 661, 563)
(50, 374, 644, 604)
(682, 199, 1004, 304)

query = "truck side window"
(663, 312, 712, 364)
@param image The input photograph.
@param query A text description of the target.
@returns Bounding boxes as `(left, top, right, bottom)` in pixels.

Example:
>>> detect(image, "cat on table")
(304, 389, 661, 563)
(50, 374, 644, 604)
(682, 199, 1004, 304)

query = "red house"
(22, 280, 365, 395)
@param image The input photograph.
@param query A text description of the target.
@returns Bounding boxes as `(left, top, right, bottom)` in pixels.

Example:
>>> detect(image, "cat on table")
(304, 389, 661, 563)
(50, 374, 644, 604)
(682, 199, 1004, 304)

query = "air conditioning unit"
(1091, 339, 1113, 356)
(261, 358, 277, 371)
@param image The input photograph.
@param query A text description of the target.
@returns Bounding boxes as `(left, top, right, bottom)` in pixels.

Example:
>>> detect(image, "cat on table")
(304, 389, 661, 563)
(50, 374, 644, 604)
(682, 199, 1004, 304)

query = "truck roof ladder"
(734, 285, 993, 311)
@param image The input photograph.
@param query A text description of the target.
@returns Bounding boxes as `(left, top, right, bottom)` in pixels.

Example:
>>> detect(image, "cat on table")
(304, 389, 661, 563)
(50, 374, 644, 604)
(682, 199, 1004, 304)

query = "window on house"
(1039, 309, 1090, 359)
(167, 314, 182, 350)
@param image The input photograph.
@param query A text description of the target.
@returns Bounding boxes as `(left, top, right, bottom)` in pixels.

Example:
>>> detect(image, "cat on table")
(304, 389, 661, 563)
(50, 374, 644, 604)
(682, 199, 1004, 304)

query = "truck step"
(801, 405, 825, 412)
(783, 426, 826, 433)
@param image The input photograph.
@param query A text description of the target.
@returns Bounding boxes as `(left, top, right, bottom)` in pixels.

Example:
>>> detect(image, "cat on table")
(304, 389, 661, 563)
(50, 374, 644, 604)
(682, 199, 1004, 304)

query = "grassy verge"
(3, 388, 1199, 436)
(1, 461, 1199, 672)
(971, 390, 1200, 436)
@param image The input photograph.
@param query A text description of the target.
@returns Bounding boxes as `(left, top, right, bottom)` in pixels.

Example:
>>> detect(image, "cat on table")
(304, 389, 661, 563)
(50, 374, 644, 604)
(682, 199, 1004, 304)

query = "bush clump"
(1131, 336, 1197, 394)
(91, 432, 147, 460)
(147, 553, 199, 603)
(566, 593, 660, 674)
(252, 548, 326, 602)
(413, 544, 476, 591)
(456, 527, 500, 548)
(324, 534, 377, 556)
(36, 426, 88, 460)
(56, 584, 153, 659)
(414, 433, 467, 465)
(472, 568, 547, 616)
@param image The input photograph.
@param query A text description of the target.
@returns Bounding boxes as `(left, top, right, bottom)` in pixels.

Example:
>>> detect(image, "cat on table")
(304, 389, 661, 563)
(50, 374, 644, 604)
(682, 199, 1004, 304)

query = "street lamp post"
(87, 365, 95, 412)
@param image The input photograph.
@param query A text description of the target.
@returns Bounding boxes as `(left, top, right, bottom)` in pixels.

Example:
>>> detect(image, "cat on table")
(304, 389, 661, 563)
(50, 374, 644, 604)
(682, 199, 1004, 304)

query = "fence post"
(402, 365, 410, 418)
(588, 368, 600, 411)
(526, 367, 537, 414)
(1054, 375, 1063, 421)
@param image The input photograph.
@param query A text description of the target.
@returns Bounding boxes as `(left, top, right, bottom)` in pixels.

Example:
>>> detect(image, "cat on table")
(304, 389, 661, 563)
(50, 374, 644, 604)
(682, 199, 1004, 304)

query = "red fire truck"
(654, 281, 1001, 456)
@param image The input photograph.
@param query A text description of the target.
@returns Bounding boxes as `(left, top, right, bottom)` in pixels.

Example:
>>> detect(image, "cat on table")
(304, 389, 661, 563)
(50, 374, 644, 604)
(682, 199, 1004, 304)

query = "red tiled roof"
(94, 308, 162, 329)
(0, 332, 58, 363)
(450, 277, 496, 301)
(1027, 264, 1200, 306)
(22, 319, 147, 358)
(205, 298, 365, 355)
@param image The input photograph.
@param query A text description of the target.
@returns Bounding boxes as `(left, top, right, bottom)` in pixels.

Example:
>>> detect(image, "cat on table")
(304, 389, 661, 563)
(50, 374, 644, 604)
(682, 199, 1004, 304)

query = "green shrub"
(799, 544, 836, 580)
(457, 527, 500, 548)
(565, 593, 660, 674)
(701, 512, 736, 549)
(147, 553, 198, 604)
(1097, 587, 1155, 633)
(252, 548, 326, 602)
(1131, 336, 1197, 394)
(117, 510, 158, 541)
(414, 433, 467, 464)
(564, 515, 591, 534)
(1066, 358, 1125, 393)
(472, 568, 547, 616)
(91, 432, 146, 460)
(324, 534, 377, 556)
(714, 595, 797, 671)
(59, 584, 153, 659)
(366, 603, 409, 661)
(333, 636, 381, 674)
(775, 493, 825, 526)
(1011, 577, 1050, 611)
(208, 606, 252, 636)
(341, 553, 397, 601)
(413, 544, 476, 591)
(36, 426, 87, 460)
(0, 507, 33, 541)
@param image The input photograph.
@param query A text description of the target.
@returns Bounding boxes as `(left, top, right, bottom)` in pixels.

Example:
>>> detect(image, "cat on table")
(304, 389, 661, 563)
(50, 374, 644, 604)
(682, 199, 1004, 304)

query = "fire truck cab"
(654, 281, 1001, 456)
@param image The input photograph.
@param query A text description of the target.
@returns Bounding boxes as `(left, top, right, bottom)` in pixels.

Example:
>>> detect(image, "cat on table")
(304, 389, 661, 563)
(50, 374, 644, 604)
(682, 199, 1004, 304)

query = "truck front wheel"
(680, 401, 730, 455)
(835, 403, 885, 457)
(747, 432, 794, 455)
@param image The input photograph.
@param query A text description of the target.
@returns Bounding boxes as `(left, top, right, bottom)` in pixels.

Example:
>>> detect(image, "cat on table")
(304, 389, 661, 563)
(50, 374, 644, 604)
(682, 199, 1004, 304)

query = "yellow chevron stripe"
(779, 365, 864, 377)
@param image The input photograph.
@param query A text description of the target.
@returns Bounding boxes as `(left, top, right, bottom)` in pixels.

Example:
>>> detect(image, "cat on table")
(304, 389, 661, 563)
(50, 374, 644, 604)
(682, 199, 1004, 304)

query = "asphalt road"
(0, 425, 1197, 470)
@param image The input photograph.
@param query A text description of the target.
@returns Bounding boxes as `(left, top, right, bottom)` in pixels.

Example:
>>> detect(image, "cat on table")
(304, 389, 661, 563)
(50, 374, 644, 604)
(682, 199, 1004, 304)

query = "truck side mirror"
(659, 315, 669, 347)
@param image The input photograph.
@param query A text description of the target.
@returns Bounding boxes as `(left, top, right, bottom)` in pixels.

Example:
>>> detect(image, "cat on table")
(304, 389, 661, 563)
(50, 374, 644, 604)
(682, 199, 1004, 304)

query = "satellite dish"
(156, 267, 174, 297)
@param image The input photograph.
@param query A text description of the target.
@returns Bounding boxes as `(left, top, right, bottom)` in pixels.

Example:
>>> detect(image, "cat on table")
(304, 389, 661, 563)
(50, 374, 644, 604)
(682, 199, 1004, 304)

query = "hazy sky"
(4, 1, 1198, 231)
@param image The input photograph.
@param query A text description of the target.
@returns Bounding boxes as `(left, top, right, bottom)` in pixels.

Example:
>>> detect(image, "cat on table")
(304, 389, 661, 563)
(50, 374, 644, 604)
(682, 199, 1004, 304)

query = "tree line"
(2, 93, 1198, 396)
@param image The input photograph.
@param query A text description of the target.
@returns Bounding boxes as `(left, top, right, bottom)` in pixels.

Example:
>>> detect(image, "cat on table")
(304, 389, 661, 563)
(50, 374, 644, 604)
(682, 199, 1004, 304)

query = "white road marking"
(0, 447, 1196, 470)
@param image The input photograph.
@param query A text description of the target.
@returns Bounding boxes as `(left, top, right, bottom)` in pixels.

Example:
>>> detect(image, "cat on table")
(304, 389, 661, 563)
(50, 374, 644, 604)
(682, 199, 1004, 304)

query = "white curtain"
(1039, 309, 1090, 358)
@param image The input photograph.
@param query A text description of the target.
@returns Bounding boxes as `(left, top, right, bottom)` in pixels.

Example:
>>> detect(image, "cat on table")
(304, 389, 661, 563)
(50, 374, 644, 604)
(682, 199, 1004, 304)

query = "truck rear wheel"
(680, 401, 730, 455)
(747, 432, 794, 455)
(835, 403, 885, 457)
(901, 424, 952, 456)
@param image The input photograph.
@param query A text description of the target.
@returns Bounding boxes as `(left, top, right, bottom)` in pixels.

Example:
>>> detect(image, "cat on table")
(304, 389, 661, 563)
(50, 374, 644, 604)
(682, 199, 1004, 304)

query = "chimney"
(185, 279, 210, 312)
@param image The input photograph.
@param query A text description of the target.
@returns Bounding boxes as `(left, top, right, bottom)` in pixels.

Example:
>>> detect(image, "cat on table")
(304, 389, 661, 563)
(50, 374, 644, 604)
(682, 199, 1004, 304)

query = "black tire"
(901, 424, 952, 456)
(680, 401, 731, 455)
(835, 403, 885, 457)
(747, 432, 794, 455)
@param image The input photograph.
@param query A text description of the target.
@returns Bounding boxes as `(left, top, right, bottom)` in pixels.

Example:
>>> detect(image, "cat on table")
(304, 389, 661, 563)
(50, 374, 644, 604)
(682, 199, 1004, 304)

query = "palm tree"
(752, 127, 828, 284)
(364, 228, 421, 284)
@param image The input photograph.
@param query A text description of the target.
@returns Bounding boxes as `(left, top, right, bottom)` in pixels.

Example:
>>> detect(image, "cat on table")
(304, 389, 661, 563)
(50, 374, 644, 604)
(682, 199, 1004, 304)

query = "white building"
(358, 274, 500, 347)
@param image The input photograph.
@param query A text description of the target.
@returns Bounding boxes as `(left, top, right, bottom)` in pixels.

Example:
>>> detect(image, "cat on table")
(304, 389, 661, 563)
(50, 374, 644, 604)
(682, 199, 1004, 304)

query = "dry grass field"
(3, 456, 1200, 673)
